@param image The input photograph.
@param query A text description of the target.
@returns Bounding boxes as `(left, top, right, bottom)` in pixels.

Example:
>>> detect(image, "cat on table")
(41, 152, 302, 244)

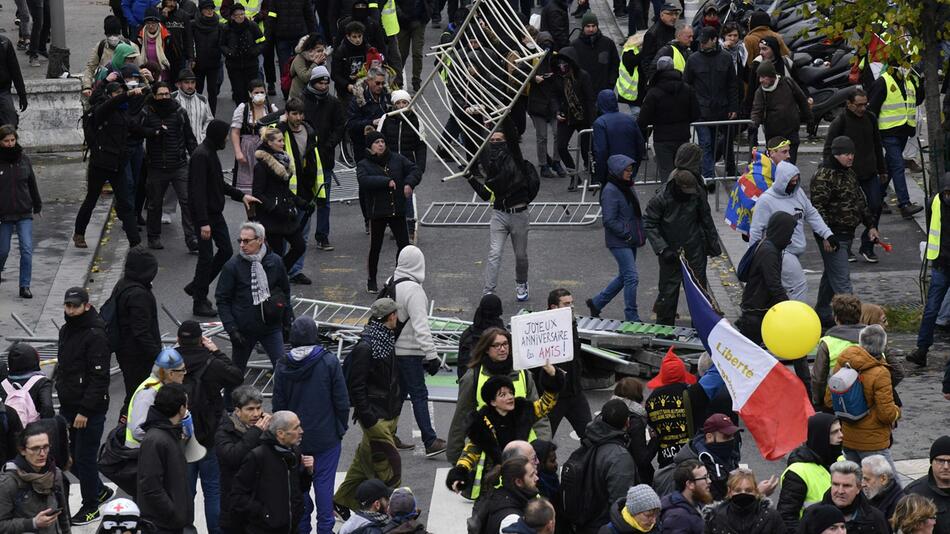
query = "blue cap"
(155, 348, 184, 369)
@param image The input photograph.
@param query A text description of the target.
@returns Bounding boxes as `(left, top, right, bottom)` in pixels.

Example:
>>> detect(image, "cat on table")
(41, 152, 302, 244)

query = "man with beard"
(186, 119, 259, 317)
(819, 461, 890, 534)
(568, 13, 619, 94)
(174, 69, 214, 145)
(659, 459, 711, 533)
(778, 413, 844, 532)
(861, 455, 905, 522)
(906, 436, 950, 534)
(483, 457, 540, 534)
(301, 65, 345, 251)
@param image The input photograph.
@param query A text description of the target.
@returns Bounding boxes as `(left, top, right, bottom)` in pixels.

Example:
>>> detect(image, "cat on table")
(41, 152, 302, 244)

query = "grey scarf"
(238, 243, 271, 305)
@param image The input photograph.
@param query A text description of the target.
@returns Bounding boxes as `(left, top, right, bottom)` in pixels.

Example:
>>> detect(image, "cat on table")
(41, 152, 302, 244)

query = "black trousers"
(261, 41, 277, 85)
(75, 167, 141, 246)
(228, 64, 259, 103)
(556, 122, 591, 170)
(194, 66, 221, 115)
(191, 215, 232, 301)
(267, 230, 306, 272)
(368, 216, 410, 282)
(655, 249, 707, 326)
(548, 393, 592, 439)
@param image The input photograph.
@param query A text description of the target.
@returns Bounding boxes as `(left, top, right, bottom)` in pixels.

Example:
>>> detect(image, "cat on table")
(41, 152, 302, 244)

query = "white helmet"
(99, 498, 141, 533)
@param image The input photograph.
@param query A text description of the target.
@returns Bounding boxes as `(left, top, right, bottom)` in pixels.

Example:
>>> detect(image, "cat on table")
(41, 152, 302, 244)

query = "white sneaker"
(516, 282, 529, 302)
(161, 214, 172, 225)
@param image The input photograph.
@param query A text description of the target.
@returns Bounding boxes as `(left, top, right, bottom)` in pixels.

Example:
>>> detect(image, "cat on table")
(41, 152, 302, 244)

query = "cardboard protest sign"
(511, 307, 574, 370)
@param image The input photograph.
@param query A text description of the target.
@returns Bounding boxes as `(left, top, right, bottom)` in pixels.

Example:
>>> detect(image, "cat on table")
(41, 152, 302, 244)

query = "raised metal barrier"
(329, 166, 360, 204)
(688, 119, 755, 211)
(419, 200, 601, 226)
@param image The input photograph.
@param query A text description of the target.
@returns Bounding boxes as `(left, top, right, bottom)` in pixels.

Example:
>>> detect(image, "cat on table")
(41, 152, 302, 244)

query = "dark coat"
(683, 46, 738, 120)
(601, 174, 644, 249)
(140, 98, 198, 170)
(469, 138, 533, 211)
(252, 146, 305, 236)
(705, 498, 786, 534)
(302, 90, 346, 172)
(231, 434, 311, 534)
(330, 38, 369, 96)
(819, 491, 890, 534)
(189, 135, 246, 227)
(0, 147, 40, 222)
(569, 31, 620, 94)
(273, 345, 350, 454)
(592, 92, 646, 184)
(0, 458, 69, 534)
(89, 91, 136, 173)
(483, 485, 534, 534)
(639, 20, 676, 88)
(0, 408, 21, 465)
(637, 69, 701, 143)
(659, 492, 703, 534)
(356, 150, 420, 219)
(643, 175, 720, 257)
(54, 307, 111, 415)
(192, 13, 224, 70)
(554, 47, 596, 128)
(736, 211, 794, 341)
(539, 0, 569, 50)
(906, 470, 950, 534)
(222, 19, 263, 71)
(382, 111, 428, 173)
(750, 76, 812, 139)
(137, 407, 194, 531)
(267, 0, 316, 40)
(111, 247, 161, 363)
(215, 413, 266, 531)
(215, 248, 292, 337)
(275, 120, 323, 203)
(577, 418, 638, 532)
(177, 345, 244, 447)
(822, 108, 886, 178)
(652, 434, 740, 502)
(868, 480, 904, 525)
(0, 35, 26, 97)
(347, 87, 393, 137)
(345, 325, 402, 427)
(526, 44, 558, 120)
(598, 497, 661, 533)
(160, 6, 194, 62)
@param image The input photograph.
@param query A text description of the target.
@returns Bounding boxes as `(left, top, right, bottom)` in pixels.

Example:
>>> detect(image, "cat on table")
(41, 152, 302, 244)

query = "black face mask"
(153, 99, 174, 114)
(730, 493, 757, 512)
(785, 180, 798, 195)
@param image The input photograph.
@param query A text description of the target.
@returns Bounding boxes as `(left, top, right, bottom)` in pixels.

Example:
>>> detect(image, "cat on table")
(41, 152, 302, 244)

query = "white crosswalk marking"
(428, 468, 474, 534)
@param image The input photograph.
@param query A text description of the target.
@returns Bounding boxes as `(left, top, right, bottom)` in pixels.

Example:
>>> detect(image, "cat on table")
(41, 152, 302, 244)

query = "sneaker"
(904, 158, 923, 173)
(861, 250, 879, 263)
(516, 282, 529, 302)
(15, 39, 25, 50)
(148, 238, 164, 250)
(425, 438, 447, 457)
(906, 348, 927, 367)
(193, 299, 218, 317)
(900, 202, 923, 219)
(19, 287, 31, 299)
(184, 281, 194, 296)
(393, 436, 415, 450)
(96, 485, 115, 505)
(290, 272, 313, 285)
(436, 146, 452, 161)
(367, 279, 379, 293)
(334, 502, 351, 521)
(540, 165, 555, 178)
(72, 233, 88, 248)
(847, 249, 856, 263)
(364, 220, 370, 235)
(161, 213, 172, 224)
(29, 55, 40, 67)
(14, 18, 20, 27)
(71, 504, 100, 526)
(430, 15, 442, 27)
(186, 241, 199, 253)
(586, 298, 601, 318)
(551, 161, 567, 177)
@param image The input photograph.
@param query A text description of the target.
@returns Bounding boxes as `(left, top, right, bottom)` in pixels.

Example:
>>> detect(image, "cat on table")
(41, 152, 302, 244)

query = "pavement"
(0, 0, 949, 533)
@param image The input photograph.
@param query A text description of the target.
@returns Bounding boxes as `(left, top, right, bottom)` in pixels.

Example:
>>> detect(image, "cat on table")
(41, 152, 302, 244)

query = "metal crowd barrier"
(688, 119, 755, 211)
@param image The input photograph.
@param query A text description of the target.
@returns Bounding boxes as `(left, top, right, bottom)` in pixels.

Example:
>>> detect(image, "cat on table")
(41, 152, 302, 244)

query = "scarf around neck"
(362, 320, 395, 361)
(230, 412, 252, 434)
(11, 456, 55, 495)
(142, 26, 170, 70)
(239, 243, 271, 305)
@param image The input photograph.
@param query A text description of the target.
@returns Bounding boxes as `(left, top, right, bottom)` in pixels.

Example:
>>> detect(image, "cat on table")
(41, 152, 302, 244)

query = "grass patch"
(884, 305, 923, 333)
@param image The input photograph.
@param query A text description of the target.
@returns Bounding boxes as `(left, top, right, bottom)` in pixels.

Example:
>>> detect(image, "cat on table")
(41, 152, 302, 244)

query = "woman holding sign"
(446, 328, 554, 472)
(445, 360, 563, 500)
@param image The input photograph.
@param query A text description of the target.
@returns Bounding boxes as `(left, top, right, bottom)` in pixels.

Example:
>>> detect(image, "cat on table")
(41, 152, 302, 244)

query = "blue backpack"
(829, 364, 869, 421)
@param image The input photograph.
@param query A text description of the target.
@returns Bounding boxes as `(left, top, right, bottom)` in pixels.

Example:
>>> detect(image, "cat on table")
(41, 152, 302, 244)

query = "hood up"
(764, 211, 796, 250)
(769, 160, 801, 197)
(597, 89, 620, 114)
(124, 247, 158, 285)
(394, 245, 426, 284)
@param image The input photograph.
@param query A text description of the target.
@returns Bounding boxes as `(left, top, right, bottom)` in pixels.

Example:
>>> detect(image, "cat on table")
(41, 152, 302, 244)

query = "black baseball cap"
(64, 287, 89, 305)
(178, 320, 202, 342)
(356, 479, 390, 507)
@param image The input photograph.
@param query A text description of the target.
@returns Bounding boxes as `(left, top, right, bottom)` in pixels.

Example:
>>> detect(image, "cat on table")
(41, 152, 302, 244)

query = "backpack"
(735, 240, 762, 283)
(377, 277, 411, 339)
(99, 286, 132, 353)
(182, 358, 215, 446)
(280, 54, 296, 94)
(1, 376, 44, 425)
(829, 363, 869, 421)
(559, 440, 608, 527)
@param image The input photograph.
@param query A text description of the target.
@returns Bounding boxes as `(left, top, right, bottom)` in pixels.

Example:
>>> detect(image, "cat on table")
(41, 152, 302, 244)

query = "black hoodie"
(637, 69, 701, 143)
(569, 30, 620, 94)
(55, 307, 111, 415)
(137, 406, 194, 531)
(740, 211, 794, 314)
(111, 248, 161, 360)
(231, 432, 310, 534)
(189, 118, 247, 227)
(777, 413, 841, 533)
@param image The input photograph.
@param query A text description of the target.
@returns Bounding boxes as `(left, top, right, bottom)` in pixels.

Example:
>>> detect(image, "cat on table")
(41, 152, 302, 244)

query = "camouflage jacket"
(809, 163, 874, 236)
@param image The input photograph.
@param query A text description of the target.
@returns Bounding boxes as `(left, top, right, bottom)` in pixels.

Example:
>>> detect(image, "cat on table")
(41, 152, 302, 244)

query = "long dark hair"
(468, 327, 511, 369)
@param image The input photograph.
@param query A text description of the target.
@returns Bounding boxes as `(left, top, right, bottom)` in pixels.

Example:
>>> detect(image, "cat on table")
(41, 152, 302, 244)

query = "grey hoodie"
(748, 161, 832, 255)
(390, 245, 438, 360)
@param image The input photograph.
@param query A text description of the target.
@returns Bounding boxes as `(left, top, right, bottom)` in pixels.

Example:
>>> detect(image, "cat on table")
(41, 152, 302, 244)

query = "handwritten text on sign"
(511, 307, 574, 370)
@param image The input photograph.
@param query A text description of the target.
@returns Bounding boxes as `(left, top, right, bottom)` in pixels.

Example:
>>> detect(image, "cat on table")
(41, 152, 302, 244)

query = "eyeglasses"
(933, 458, 950, 467)
(169, 368, 187, 374)
(26, 445, 50, 454)
(491, 341, 510, 349)
(691, 475, 711, 482)
(237, 238, 259, 245)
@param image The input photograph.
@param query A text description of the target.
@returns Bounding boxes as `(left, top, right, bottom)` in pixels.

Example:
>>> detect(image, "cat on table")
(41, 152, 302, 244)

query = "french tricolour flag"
(680, 259, 814, 460)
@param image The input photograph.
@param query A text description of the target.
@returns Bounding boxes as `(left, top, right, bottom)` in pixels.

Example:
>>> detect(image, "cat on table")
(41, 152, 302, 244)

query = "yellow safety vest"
(615, 43, 639, 102)
(878, 71, 917, 131)
(928, 194, 941, 260)
(215, 0, 262, 22)
(819, 336, 857, 372)
(283, 129, 326, 201)
(378, 0, 400, 37)
(475, 368, 527, 410)
(782, 462, 831, 517)
(124, 377, 163, 446)
(672, 46, 686, 73)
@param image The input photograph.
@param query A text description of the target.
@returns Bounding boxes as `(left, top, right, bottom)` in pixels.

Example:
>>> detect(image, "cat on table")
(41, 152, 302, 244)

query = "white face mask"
(107, 35, 121, 47)
(126, 80, 139, 89)
(251, 93, 266, 104)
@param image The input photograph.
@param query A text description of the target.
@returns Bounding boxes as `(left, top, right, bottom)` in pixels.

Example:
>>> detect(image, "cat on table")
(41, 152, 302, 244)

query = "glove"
(228, 329, 247, 348)
(424, 358, 441, 376)
(446, 466, 471, 492)
(18, 95, 27, 113)
(625, 236, 639, 247)
(660, 248, 677, 264)
(827, 234, 840, 251)
(358, 412, 378, 429)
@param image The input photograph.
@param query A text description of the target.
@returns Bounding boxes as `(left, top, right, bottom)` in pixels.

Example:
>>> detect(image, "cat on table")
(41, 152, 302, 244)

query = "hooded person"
(97, 42, 141, 82)
(84, 16, 137, 93)
(735, 211, 796, 342)
(645, 351, 699, 467)
(777, 413, 843, 532)
(592, 90, 647, 186)
(748, 161, 835, 302)
(552, 46, 596, 177)
(643, 143, 720, 326)
(456, 294, 505, 379)
(273, 317, 350, 534)
(652, 413, 743, 501)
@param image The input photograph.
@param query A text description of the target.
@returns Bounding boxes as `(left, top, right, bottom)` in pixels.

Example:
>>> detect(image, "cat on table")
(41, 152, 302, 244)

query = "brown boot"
(72, 234, 87, 248)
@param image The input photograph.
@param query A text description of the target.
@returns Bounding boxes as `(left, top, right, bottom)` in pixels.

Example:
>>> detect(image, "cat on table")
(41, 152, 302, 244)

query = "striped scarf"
(239, 244, 271, 305)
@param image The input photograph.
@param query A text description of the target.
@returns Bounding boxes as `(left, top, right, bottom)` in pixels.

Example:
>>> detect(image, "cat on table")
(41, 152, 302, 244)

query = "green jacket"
(809, 160, 873, 236)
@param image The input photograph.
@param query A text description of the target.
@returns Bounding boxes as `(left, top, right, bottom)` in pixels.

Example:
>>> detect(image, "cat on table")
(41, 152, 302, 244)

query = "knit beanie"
(481, 375, 515, 405)
(831, 136, 856, 155)
(391, 89, 411, 105)
(581, 11, 598, 27)
(801, 504, 846, 534)
(309, 65, 330, 82)
(6, 343, 40, 375)
(365, 130, 385, 149)
(930, 436, 950, 461)
(757, 60, 777, 78)
(104, 15, 123, 36)
(625, 485, 661, 515)
(656, 56, 674, 72)
(289, 317, 319, 347)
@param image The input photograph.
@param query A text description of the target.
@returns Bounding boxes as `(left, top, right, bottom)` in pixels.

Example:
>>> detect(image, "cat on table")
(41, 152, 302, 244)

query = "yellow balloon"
(761, 301, 821, 360)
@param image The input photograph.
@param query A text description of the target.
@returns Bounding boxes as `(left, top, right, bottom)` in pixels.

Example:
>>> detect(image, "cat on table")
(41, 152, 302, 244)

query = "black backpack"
(182, 358, 215, 446)
(377, 277, 411, 339)
(559, 440, 608, 527)
(99, 286, 132, 353)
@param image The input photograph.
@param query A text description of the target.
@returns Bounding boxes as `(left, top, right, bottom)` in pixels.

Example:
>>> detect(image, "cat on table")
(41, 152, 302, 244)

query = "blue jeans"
(592, 247, 639, 322)
(315, 176, 332, 241)
(936, 291, 950, 326)
(59, 408, 105, 508)
(882, 136, 911, 207)
(396, 355, 437, 447)
(188, 448, 221, 534)
(299, 443, 342, 534)
(0, 218, 32, 287)
(695, 125, 716, 179)
(816, 234, 853, 323)
(919, 267, 950, 350)
(289, 210, 312, 277)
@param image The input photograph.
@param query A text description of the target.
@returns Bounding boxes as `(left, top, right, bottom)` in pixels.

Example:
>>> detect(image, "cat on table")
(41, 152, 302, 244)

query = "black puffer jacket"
(267, 0, 316, 41)
(302, 89, 346, 172)
(643, 164, 720, 257)
(569, 31, 619, 94)
(469, 121, 533, 211)
(356, 149, 420, 219)
(906, 470, 950, 534)
(704, 497, 786, 534)
(54, 307, 111, 415)
(868, 480, 904, 524)
(231, 433, 311, 534)
(89, 90, 136, 172)
(0, 145, 40, 222)
(161, 6, 194, 62)
(177, 345, 244, 447)
(215, 413, 266, 531)
(483, 485, 536, 534)
(527, 36, 558, 120)
(683, 45, 738, 120)
(222, 19, 263, 71)
(539, 0, 569, 50)
(345, 321, 402, 427)
(637, 69, 701, 143)
(382, 111, 428, 173)
(137, 407, 194, 531)
(192, 13, 223, 70)
(252, 146, 305, 236)
(141, 97, 197, 170)
(111, 247, 161, 362)
(215, 248, 292, 337)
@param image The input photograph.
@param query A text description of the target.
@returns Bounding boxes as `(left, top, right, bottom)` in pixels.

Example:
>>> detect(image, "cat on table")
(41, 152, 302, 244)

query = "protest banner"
(510, 307, 574, 370)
